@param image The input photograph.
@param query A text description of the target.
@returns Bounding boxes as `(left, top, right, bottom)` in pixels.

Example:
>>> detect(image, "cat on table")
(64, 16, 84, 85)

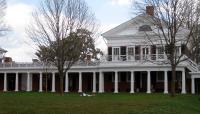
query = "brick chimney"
(146, 6, 154, 16)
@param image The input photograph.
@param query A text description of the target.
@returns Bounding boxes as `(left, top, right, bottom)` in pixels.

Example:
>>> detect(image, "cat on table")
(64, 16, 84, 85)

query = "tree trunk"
(171, 65, 176, 97)
(59, 72, 64, 95)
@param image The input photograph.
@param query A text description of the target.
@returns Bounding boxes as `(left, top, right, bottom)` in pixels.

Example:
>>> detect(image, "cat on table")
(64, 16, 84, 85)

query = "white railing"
(101, 54, 167, 62)
(182, 55, 198, 72)
(186, 59, 197, 71)
(0, 60, 100, 68)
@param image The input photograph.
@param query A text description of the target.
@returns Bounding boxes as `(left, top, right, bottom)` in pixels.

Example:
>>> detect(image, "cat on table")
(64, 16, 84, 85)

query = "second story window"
(157, 46, 164, 59)
(128, 47, 134, 55)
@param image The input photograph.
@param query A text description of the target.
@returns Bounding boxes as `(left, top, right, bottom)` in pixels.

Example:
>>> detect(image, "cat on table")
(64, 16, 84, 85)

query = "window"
(128, 47, 134, 55)
(157, 46, 164, 59)
(139, 25, 152, 31)
(135, 46, 140, 60)
(157, 47, 164, 54)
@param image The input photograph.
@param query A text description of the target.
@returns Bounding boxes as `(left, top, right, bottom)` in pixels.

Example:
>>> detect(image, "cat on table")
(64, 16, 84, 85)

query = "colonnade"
(1, 70, 187, 94)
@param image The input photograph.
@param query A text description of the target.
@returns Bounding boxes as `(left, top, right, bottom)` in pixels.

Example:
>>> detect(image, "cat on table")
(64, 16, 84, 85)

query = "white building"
(0, 7, 200, 94)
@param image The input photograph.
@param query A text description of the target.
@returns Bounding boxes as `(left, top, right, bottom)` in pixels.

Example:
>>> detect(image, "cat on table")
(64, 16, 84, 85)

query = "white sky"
(0, 0, 132, 62)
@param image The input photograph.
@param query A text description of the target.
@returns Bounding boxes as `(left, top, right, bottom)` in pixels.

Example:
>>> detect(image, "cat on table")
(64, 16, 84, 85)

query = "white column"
(15, 72, 19, 91)
(99, 72, 103, 93)
(130, 71, 134, 93)
(27, 72, 30, 92)
(181, 69, 186, 94)
(78, 72, 82, 93)
(191, 77, 195, 94)
(64, 72, 69, 93)
(147, 71, 151, 93)
(39, 72, 43, 92)
(3, 73, 7, 92)
(51, 72, 55, 92)
(102, 72, 104, 92)
(114, 71, 118, 93)
(92, 72, 96, 93)
(164, 71, 168, 94)
(179, 46, 181, 55)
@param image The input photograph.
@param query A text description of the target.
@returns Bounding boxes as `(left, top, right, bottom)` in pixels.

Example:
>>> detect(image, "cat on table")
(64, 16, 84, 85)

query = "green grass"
(0, 92, 199, 114)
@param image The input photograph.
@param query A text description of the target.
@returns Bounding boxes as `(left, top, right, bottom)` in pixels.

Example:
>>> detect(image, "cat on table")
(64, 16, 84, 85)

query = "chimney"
(146, 6, 154, 16)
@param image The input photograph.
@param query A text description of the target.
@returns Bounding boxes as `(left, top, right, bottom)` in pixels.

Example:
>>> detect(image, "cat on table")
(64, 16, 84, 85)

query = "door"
(113, 47, 120, 61)
(142, 46, 150, 60)
(128, 47, 134, 61)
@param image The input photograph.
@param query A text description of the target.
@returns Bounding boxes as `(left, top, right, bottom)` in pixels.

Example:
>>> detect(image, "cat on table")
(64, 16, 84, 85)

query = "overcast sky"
(1, 0, 133, 62)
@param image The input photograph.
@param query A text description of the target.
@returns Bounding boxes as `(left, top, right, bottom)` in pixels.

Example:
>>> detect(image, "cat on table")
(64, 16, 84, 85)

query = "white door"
(128, 47, 134, 61)
(142, 46, 149, 60)
(113, 47, 120, 61)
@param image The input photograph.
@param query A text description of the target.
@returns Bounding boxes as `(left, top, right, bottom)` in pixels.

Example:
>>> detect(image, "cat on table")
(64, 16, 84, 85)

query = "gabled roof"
(102, 14, 189, 39)
(102, 14, 154, 38)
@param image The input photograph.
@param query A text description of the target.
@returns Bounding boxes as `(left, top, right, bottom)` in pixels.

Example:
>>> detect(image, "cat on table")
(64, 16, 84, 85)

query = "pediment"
(102, 14, 154, 38)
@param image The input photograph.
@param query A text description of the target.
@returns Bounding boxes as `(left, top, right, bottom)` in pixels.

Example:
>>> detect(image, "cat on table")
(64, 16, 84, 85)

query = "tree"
(132, 0, 200, 96)
(186, 2, 200, 64)
(27, 0, 96, 95)
(77, 29, 103, 61)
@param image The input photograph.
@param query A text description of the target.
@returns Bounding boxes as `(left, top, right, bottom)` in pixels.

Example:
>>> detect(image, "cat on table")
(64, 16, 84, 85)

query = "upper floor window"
(128, 47, 134, 55)
(157, 47, 164, 54)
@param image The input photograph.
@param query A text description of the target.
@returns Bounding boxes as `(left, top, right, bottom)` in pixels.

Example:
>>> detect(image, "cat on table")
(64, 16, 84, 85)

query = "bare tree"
(186, 2, 200, 64)
(27, 0, 96, 95)
(132, 0, 200, 96)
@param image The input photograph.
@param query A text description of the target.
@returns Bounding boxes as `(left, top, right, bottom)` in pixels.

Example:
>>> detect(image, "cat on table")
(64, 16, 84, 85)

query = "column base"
(181, 91, 186, 94)
(3, 90, 7, 92)
(130, 91, 134, 94)
(164, 91, 168, 94)
(51, 90, 56, 92)
(98, 91, 103, 93)
(39, 90, 43, 92)
(15, 90, 19, 92)
(146, 91, 151, 94)
(78, 90, 82, 93)
(114, 91, 118, 93)
(192, 92, 195, 94)
(92, 91, 96, 93)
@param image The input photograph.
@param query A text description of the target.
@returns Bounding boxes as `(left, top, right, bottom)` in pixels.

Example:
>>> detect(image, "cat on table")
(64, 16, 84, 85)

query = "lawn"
(0, 92, 199, 114)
